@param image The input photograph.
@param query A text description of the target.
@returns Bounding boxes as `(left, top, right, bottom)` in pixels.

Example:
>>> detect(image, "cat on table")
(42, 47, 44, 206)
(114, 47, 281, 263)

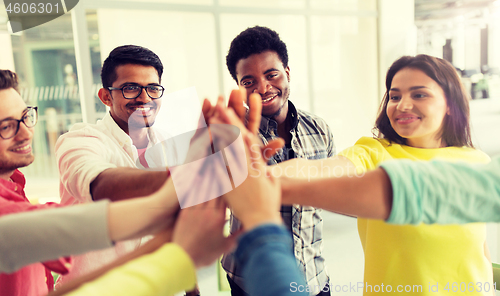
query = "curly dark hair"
(374, 54, 473, 148)
(0, 69, 19, 92)
(226, 26, 288, 82)
(101, 45, 163, 88)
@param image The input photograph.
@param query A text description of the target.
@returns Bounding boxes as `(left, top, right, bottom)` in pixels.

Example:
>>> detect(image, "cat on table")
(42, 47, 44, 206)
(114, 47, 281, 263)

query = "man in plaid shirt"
(221, 26, 336, 296)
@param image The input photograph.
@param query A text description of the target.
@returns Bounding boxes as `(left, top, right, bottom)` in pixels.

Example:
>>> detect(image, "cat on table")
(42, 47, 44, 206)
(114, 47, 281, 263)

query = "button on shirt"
(222, 101, 336, 295)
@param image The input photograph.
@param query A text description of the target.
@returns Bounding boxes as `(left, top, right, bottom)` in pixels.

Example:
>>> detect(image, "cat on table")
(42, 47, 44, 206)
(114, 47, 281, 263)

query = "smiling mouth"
(12, 144, 31, 152)
(129, 105, 155, 115)
(262, 94, 277, 103)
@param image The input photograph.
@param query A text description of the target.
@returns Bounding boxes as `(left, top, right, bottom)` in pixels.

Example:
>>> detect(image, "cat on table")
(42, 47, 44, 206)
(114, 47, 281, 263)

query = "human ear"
(98, 88, 112, 107)
(285, 66, 290, 82)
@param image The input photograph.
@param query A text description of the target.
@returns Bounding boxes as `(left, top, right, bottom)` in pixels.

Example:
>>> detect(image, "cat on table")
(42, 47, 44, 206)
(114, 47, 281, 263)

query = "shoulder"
(339, 137, 391, 169)
(58, 121, 103, 140)
(296, 109, 331, 131)
(56, 119, 117, 149)
(445, 147, 491, 163)
(295, 108, 336, 156)
(295, 109, 334, 142)
(352, 137, 390, 150)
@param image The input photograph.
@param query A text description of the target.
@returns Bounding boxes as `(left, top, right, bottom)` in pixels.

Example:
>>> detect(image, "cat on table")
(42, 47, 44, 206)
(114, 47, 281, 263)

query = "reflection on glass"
(310, 0, 376, 11)
(219, 0, 304, 9)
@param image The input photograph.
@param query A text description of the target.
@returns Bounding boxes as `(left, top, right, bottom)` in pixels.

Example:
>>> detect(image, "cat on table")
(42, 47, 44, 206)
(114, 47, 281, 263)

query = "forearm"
(58, 243, 195, 296)
(272, 156, 356, 179)
(381, 158, 500, 224)
(107, 179, 179, 241)
(236, 224, 308, 296)
(91, 168, 169, 201)
(50, 231, 174, 296)
(0, 202, 111, 273)
(282, 168, 393, 220)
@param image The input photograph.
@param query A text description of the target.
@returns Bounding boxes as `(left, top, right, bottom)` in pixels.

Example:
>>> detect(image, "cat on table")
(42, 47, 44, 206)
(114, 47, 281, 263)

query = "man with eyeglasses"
(0, 69, 72, 296)
(54, 45, 188, 290)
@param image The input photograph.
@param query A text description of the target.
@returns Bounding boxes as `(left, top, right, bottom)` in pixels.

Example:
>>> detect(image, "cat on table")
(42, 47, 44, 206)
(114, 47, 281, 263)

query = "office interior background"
(1, 0, 500, 295)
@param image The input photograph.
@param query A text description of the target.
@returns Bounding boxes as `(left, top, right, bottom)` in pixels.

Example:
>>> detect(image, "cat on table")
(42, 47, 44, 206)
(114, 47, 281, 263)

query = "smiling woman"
(375, 54, 473, 149)
(277, 54, 492, 296)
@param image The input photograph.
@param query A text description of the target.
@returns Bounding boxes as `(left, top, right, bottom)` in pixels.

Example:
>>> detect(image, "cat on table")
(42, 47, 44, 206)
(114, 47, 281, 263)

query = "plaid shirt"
(221, 101, 335, 295)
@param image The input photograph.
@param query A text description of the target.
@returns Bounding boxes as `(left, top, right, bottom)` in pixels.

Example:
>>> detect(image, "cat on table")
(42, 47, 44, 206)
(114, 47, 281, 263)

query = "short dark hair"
(0, 69, 19, 92)
(374, 54, 473, 148)
(101, 45, 163, 88)
(226, 26, 288, 82)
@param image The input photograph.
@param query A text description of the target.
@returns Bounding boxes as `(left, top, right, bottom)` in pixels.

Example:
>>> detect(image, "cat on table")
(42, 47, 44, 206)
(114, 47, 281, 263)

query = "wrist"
(242, 214, 282, 231)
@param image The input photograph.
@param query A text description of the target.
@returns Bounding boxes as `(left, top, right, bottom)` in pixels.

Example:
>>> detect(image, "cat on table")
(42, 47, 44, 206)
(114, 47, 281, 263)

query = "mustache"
(126, 102, 157, 109)
(260, 90, 281, 98)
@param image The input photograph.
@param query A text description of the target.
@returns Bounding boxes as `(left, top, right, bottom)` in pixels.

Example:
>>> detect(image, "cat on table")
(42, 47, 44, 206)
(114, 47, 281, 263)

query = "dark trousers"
(227, 275, 331, 296)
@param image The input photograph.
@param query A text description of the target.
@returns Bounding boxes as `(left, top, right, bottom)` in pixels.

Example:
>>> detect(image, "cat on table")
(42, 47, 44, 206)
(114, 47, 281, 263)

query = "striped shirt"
(222, 101, 335, 295)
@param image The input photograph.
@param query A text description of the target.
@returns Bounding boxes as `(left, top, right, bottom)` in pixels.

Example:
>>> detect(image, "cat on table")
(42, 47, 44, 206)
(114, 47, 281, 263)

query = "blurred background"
(1, 0, 499, 294)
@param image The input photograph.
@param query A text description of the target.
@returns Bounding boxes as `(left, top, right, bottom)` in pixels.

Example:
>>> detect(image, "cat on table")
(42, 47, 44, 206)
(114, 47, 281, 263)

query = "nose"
(396, 95, 413, 111)
(253, 79, 272, 95)
(15, 121, 34, 141)
(134, 88, 152, 104)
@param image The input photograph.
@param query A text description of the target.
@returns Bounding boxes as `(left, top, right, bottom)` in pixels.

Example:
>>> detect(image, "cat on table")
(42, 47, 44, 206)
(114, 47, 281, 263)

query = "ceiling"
(1, 1, 498, 34)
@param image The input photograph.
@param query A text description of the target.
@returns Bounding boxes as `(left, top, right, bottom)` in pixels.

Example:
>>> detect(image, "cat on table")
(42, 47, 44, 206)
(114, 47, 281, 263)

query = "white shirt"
(54, 113, 175, 286)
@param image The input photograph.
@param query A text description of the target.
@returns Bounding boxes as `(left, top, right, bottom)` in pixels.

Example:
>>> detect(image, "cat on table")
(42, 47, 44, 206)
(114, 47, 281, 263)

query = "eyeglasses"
(0, 106, 38, 140)
(107, 84, 165, 100)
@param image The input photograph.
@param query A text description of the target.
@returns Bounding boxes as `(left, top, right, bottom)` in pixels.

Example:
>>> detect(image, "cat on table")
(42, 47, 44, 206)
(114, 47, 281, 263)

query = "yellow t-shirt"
(340, 137, 492, 295)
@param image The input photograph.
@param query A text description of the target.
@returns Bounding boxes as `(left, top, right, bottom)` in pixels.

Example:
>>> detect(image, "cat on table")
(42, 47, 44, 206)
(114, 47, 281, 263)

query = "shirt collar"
(102, 113, 157, 149)
(258, 100, 299, 134)
(0, 170, 26, 200)
(102, 113, 133, 147)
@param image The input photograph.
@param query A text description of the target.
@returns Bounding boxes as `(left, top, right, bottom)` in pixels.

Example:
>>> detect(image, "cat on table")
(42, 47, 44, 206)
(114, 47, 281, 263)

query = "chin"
(130, 118, 156, 129)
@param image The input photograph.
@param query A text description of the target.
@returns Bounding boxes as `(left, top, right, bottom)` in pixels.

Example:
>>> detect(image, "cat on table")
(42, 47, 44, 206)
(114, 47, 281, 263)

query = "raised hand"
(222, 132, 283, 231)
(172, 198, 238, 268)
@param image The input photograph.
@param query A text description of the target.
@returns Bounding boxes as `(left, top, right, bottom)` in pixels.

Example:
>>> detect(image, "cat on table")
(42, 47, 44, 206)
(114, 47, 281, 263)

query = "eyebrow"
(389, 86, 428, 92)
(239, 68, 280, 84)
(0, 108, 29, 122)
(118, 82, 161, 87)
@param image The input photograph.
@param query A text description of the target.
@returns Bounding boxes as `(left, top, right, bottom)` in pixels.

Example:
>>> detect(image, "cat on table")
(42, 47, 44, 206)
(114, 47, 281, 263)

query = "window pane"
(97, 9, 218, 137)
(10, 14, 83, 183)
(310, 16, 378, 151)
(219, 0, 304, 9)
(97, 9, 218, 99)
(310, 0, 376, 11)
(105, 0, 213, 4)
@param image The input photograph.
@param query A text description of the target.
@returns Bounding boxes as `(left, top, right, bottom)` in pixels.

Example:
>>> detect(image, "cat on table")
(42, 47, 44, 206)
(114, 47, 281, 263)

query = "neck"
(110, 113, 150, 149)
(129, 128, 150, 149)
(273, 101, 289, 125)
(0, 170, 15, 181)
(406, 137, 446, 149)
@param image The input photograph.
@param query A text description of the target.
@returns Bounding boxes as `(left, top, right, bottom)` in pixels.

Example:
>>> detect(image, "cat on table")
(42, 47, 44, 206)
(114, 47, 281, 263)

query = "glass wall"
(2, 0, 379, 187)
(6, 12, 103, 184)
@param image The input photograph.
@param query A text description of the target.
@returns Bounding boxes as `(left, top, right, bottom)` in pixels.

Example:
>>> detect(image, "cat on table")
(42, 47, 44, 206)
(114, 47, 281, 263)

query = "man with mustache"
(54, 45, 185, 288)
(221, 26, 336, 296)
